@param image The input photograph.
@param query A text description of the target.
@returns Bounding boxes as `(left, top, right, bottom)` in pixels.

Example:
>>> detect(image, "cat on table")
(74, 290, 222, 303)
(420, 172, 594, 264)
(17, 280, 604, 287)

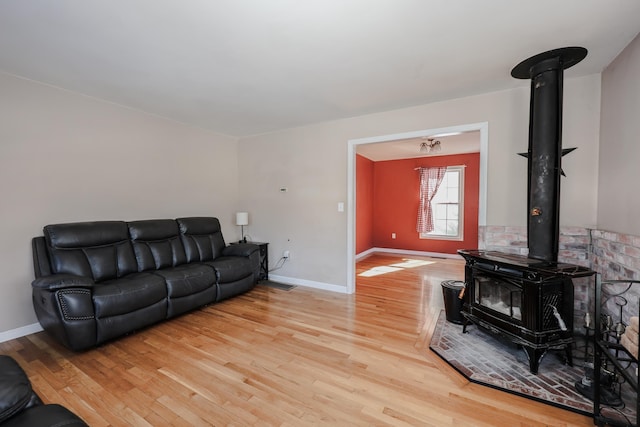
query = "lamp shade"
(236, 212, 249, 226)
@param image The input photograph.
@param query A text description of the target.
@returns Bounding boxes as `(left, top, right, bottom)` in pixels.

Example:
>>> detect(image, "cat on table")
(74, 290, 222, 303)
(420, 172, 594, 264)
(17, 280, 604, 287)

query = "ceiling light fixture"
(420, 138, 441, 154)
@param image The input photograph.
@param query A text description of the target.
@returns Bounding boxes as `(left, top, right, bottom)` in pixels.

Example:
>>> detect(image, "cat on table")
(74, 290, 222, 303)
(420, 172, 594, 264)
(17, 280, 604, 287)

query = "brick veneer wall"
(591, 230, 640, 281)
(478, 225, 591, 266)
(590, 230, 640, 327)
(479, 226, 640, 331)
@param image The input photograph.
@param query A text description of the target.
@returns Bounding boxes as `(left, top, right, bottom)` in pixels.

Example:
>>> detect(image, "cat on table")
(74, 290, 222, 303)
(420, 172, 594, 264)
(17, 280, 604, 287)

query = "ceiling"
(356, 131, 480, 162)
(1, 1, 639, 138)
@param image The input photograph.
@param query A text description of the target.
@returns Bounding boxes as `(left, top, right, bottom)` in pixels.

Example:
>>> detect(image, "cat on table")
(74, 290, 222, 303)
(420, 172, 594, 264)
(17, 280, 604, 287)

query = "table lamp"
(236, 212, 249, 243)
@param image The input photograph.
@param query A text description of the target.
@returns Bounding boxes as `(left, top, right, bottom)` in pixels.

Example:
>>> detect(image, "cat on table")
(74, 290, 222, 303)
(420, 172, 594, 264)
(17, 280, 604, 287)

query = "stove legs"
(522, 344, 573, 374)
(564, 344, 574, 367)
(522, 347, 546, 374)
(463, 312, 574, 374)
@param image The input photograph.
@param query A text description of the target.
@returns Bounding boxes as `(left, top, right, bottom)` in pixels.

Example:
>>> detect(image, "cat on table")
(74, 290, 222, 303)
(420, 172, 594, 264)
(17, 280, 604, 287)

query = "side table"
(252, 242, 269, 281)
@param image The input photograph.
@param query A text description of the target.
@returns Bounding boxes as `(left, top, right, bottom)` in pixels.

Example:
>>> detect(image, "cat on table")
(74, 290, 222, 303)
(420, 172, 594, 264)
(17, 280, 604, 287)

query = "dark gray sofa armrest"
(222, 243, 259, 258)
(0, 355, 37, 423)
(31, 274, 95, 290)
(3, 404, 89, 427)
(0, 356, 88, 426)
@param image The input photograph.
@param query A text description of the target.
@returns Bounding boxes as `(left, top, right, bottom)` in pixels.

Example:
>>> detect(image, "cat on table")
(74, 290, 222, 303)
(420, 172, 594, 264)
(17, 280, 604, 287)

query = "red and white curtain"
(417, 166, 447, 233)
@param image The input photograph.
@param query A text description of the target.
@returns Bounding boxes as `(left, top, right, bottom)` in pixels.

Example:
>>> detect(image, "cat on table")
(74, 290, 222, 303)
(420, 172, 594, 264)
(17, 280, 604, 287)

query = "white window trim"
(420, 166, 464, 241)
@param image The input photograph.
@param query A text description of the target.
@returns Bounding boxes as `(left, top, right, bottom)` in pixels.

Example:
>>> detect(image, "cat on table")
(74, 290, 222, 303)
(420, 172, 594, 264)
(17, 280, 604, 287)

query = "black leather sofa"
(0, 355, 87, 426)
(31, 217, 260, 351)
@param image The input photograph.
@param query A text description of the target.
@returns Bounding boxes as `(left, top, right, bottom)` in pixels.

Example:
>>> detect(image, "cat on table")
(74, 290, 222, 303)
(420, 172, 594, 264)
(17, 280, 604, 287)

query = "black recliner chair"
(0, 355, 87, 426)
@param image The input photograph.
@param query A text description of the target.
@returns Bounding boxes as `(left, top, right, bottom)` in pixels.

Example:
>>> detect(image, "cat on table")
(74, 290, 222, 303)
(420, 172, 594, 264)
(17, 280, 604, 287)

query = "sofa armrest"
(31, 274, 95, 291)
(32, 284, 97, 351)
(222, 243, 261, 283)
(3, 404, 89, 427)
(0, 356, 37, 423)
(222, 243, 259, 258)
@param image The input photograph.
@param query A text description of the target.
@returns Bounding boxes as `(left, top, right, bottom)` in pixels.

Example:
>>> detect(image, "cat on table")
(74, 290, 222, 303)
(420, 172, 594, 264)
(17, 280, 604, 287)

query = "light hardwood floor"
(0, 253, 593, 426)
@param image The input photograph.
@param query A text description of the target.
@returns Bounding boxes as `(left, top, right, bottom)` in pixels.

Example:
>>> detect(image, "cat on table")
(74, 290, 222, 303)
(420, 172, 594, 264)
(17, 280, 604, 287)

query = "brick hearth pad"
(429, 310, 593, 415)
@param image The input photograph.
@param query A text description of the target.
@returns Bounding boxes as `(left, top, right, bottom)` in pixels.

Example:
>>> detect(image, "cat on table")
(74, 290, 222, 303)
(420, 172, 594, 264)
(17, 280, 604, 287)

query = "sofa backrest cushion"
(176, 217, 226, 262)
(44, 221, 137, 282)
(127, 219, 187, 271)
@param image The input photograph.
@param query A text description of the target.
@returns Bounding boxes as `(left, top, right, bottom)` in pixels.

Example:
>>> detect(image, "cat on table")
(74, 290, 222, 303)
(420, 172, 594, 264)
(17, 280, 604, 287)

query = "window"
(420, 166, 464, 240)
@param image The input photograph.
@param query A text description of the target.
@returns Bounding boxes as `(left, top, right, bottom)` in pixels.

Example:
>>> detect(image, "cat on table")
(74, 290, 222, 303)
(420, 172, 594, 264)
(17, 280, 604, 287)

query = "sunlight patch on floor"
(390, 259, 436, 268)
(358, 266, 403, 277)
(358, 258, 437, 277)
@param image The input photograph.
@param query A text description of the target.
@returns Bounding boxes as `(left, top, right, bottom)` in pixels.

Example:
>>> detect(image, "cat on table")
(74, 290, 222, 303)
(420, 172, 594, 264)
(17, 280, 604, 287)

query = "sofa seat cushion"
(207, 256, 253, 283)
(0, 356, 38, 423)
(152, 264, 216, 299)
(94, 273, 167, 318)
(217, 275, 256, 302)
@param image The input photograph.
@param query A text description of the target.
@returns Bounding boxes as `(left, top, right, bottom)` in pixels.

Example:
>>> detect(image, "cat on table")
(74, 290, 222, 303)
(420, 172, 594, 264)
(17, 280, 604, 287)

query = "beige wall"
(0, 72, 240, 334)
(598, 33, 640, 235)
(0, 67, 604, 335)
(238, 74, 601, 289)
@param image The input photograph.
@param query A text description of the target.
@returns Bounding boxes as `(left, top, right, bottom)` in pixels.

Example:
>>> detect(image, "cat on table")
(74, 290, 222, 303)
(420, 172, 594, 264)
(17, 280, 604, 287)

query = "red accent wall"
(357, 152, 479, 255)
(356, 154, 374, 254)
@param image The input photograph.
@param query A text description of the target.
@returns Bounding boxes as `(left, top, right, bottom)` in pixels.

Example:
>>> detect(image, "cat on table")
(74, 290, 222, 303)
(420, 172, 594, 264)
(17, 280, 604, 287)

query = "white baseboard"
(0, 322, 43, 344)
(272, 249, 460, 294)
(268, 274, 348, 294)
(356, 247, 462, 260)
(355, 247, 378, 260)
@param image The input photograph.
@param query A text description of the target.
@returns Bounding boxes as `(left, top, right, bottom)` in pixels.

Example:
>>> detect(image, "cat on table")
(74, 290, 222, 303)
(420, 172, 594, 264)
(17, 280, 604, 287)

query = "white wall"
(238, 74, 601, 290)
(598, 33, 640, 235)
(0, 72, 240, 334)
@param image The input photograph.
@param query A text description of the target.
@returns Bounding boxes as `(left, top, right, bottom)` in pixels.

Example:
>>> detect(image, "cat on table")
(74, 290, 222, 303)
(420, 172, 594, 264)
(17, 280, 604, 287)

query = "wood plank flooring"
(0, 253, 593, 426)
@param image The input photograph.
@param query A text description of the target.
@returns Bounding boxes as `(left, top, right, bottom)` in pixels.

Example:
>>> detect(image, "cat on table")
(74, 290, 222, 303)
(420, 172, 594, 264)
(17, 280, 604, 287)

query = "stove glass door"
(474, 274, 522, 321)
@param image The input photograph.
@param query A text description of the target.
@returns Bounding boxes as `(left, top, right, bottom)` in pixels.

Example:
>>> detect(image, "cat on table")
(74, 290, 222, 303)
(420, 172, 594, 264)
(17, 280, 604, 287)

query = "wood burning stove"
(459, 47, 596, 374)
(459, 249, 593, 373)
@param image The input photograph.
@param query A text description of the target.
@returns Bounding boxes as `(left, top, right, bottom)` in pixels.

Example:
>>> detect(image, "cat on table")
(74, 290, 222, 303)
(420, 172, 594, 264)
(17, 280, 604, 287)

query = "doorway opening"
(346, 122, 488, 294)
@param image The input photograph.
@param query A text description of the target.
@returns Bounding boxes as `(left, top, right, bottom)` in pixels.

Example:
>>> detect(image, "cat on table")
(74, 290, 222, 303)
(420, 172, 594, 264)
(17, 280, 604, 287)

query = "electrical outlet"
(283, 250, 290, 259)
(392, 233, 396, 239)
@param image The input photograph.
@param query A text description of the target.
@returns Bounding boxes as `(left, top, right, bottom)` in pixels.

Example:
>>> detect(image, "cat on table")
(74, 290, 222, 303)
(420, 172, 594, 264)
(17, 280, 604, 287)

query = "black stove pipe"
(511, 47, 587, 263)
